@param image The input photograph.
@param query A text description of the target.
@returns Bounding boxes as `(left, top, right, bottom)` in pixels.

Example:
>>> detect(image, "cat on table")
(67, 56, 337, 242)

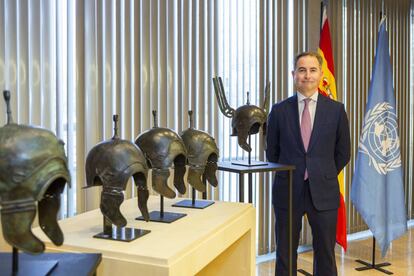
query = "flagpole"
(352, 12, 395, 275)
(319, 1, 323, 30)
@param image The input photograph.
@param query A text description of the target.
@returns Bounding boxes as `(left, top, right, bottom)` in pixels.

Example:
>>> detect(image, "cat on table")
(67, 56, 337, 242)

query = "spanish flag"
(318, 1, 347, 251)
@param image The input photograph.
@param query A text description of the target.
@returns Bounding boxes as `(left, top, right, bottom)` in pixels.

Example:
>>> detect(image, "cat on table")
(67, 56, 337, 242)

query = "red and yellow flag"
(318, 2, 347, 251)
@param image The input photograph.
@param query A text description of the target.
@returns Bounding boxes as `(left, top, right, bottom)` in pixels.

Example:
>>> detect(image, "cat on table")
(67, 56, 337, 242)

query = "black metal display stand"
(218, 161, 295, 275)
(136, 195, 186, 223)
(93, 216, 150, 241)
(217, 162, 294, 204)
(354, 237, 393, 274)
(172, 186, 214, 209)
(0, 250, 102, 276)
(0, 247, 58, 276)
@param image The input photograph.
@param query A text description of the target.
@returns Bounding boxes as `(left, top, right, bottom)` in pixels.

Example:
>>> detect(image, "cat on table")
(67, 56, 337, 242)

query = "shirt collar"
(297, 91, 319, 103)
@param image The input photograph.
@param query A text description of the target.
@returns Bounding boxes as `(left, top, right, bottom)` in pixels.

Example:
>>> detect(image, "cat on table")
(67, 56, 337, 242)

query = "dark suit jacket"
(266, 94, 350, 211)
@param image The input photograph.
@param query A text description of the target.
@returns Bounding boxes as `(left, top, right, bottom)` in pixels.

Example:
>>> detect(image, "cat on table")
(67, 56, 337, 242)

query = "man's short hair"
(294, 52, 323, 69)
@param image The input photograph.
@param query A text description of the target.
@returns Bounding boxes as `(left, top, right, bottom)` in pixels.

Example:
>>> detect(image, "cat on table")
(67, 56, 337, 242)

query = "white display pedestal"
(32, 196, 255, 276)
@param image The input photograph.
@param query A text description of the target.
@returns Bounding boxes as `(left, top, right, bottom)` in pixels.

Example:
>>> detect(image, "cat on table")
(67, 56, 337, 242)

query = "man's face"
(292, 55, 323, 96)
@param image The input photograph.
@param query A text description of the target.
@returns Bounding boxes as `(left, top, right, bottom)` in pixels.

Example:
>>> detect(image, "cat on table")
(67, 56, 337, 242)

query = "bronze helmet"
(230, 104, 267, 152)
(135, 111, 187, 198)
(0, 91, 71, 254)
(212, 76, 270, 152)
(180, 111, 219, 192)
(85, 115, 150, 225)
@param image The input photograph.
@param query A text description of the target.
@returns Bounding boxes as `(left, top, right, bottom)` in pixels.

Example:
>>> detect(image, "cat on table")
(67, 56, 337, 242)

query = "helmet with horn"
(212, 77, 270, 152)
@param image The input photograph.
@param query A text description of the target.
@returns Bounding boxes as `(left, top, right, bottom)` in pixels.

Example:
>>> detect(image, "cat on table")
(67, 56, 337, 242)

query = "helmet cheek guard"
(100, 188, 127, 227)
(121, 163, 150, 222)
(204, 154, 219, 187)
(1, 200, 45, 254)
(187, 167, 205, 192)
(134, 173, 150, 221)
(38, 177, 68, 246)
(151, 168, 176, 199)
(173, 154, 187, 194)
(235, 130, 251, 152)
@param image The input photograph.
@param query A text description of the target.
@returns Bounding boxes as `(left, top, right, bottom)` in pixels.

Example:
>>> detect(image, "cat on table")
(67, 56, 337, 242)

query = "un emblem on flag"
(359, 102, 401, 175)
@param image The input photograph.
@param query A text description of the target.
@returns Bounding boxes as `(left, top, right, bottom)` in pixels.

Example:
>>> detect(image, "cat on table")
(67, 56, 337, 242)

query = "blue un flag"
(350, 18, 407, 256)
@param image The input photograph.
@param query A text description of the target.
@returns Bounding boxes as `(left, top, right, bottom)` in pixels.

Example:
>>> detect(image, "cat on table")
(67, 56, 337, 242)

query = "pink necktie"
(301, 98, 311, 179)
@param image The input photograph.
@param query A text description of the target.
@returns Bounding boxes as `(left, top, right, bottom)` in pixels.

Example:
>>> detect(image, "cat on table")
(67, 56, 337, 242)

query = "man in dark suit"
(266, 52, 350, 276)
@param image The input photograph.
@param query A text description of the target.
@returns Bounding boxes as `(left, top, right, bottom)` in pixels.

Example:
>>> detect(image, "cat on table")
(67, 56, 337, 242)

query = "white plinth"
(32, 196, 256, 276)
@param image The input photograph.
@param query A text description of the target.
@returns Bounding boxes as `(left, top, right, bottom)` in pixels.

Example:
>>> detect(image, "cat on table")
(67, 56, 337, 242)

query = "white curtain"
(72, 0, 262, 212)
(0, 0, 264, 219)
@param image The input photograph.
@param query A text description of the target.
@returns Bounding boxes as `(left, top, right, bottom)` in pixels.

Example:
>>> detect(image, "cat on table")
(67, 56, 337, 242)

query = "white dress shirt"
(297, 91, 318, 130)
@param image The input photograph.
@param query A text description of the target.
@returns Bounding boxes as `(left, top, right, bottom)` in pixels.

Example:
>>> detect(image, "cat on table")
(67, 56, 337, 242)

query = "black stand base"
(353, 237, 393, 274)
(136, 211, 186, 223)
(355, 259, 393, 274)
(172, 199, 214, 209)
(94, 227, 150, 242)
(297, 269, 312, 276)
(231, 160, 268, 167)
(0, 258, 58, 276)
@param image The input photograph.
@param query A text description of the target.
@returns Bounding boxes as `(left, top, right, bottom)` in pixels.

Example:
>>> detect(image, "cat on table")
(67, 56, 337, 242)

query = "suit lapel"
(307, 95, 327, 153)
(287, 95, 306, 153)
